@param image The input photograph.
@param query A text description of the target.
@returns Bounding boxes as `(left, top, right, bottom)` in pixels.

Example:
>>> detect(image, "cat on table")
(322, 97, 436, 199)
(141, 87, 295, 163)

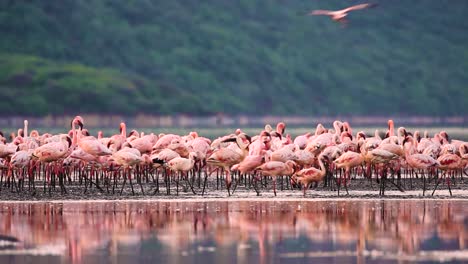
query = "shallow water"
(3, 126, 468, 141)
(0, 200, 466, 264)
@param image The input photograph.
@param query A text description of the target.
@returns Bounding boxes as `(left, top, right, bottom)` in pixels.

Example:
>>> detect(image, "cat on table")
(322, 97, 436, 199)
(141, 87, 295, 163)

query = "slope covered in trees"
(0, 0, 467, 116)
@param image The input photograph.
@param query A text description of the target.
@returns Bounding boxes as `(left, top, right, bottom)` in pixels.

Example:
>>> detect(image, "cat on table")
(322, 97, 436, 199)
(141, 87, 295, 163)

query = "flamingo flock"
(0, 116, 466, 197)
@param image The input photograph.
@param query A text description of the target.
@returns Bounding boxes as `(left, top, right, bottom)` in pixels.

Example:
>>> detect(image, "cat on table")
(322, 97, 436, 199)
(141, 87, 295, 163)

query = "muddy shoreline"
(0, 176, 466, 201)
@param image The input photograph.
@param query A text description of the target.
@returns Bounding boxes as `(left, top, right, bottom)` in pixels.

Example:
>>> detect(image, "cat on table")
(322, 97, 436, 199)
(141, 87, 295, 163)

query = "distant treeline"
(0, 1, 467, 116)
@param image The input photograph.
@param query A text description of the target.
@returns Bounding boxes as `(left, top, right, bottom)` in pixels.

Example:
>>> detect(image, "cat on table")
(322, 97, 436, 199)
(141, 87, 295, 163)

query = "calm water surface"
(0, 200, 466, 264)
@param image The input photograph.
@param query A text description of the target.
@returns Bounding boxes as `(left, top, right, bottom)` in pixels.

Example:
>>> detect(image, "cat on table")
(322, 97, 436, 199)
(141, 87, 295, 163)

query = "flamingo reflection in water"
(0, 200, 465, 263)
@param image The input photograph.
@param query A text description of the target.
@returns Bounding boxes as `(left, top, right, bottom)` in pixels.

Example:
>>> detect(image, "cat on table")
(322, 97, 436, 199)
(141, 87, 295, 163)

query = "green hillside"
(0, 0, 467, 116)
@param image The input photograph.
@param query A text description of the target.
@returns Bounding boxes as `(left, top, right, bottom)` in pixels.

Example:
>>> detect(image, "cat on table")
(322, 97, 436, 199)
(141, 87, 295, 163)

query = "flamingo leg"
(253, 175, 260, 196)
(273, 178, 277, 197)
(120, 169, 127, 195)
(128, 168, 135, 196)
(202, 170, 209, 196)
(432, 174, 443, 196)
(226, 169, 232, 196)
(152, 168, 160, 195)
(446, 173, 452, 197)
(231, 171, 239, 195)
(184, 171, 196, 195)
(175, 171, 180, 196)
(422, 171, 426, 196)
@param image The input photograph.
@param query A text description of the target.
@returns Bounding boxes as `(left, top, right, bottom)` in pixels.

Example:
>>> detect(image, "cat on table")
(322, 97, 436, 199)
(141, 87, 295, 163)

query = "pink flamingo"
(152, 134, 181, 153)
(167, 138, 191, 158)
(309, 3, 378, 25)
(107, 122, 127, 152)
(334, 151, 364, 184)
(164, 152, 197, 195)
(403, 136, 439, 196)
(434, 153, 461, 196)
(270, 144, 297, 163)
(293, 155, 327, 197)
(293, 132, 311, 150)
(112, 147, 143, 195)
(255, 160, 296, 196)
(124, 134, 155, 154)
(31, 134, 71, 193)
(206, 133, 250, 196)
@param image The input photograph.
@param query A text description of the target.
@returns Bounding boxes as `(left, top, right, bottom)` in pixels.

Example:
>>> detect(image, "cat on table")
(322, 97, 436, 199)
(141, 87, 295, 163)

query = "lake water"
(0, 199, 466, 264)
(2, 126, 467, 141)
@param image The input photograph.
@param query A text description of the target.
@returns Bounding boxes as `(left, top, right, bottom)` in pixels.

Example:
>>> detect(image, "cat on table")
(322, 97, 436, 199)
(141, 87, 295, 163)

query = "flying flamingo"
(308, 3, 378, 26)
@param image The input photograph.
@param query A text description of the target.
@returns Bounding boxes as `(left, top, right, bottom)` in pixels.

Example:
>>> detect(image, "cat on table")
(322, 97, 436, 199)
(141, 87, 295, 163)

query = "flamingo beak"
(77, 120, 84, 130)
(66, 136, 72, 147)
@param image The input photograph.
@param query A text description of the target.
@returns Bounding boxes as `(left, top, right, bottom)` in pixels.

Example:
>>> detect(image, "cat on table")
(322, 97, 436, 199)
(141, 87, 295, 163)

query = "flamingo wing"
(309, 10, 335, 16)
(343, 3, 377, 13)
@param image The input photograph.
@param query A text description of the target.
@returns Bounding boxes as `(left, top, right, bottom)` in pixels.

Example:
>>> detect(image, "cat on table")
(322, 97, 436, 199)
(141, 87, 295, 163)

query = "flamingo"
(334, 151, 364, 184)
(152, 134, 181, 153)
(151, 149, 180, 165)
(403, 136, 439, 196)
(307, 120, 342, 150)
(233, 132, 270, 174)
(70, 116, 112, 157)
(206, 133, 251, 195)
(293, 132, 311, 150)
(167, 138, 192, 158)
(0, 143, 17, 159)
(9, 149, 33, 186)
(124, 133, 156, 154)
(270, 144, 297, 163)
(293, 148, 316, 168)
(112, 147, 143, 195)
(32, 134, 71, 163)
(293, 155, 327, 197)
(107, 122, 127, 152)
(31, 134, 72, 192)
(163, 152, 197, 195)
(308, 3, 378, 25)
(255, 160, 296, 196)
(166, 152, 196, 172)
(433, 153, 461, 196)
(0, 131, 6, 144)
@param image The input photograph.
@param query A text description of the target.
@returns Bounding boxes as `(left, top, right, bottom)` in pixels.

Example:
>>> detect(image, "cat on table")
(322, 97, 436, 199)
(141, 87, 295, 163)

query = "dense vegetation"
(0, 0, 467, 116)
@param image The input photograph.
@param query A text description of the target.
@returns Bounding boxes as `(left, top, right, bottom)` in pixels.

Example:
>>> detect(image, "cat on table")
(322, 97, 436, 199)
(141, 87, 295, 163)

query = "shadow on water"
(0, 200, 466, 264)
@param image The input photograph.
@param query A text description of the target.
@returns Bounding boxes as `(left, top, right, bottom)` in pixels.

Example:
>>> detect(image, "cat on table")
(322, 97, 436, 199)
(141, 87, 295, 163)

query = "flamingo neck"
(24, 120, 28, 139)
(72, 121, 81, 146)
(318, 157, 326, 175)
(121, 123, 127, 138)
(333, 121, 341, 137)
(389, 121, 394, 137)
